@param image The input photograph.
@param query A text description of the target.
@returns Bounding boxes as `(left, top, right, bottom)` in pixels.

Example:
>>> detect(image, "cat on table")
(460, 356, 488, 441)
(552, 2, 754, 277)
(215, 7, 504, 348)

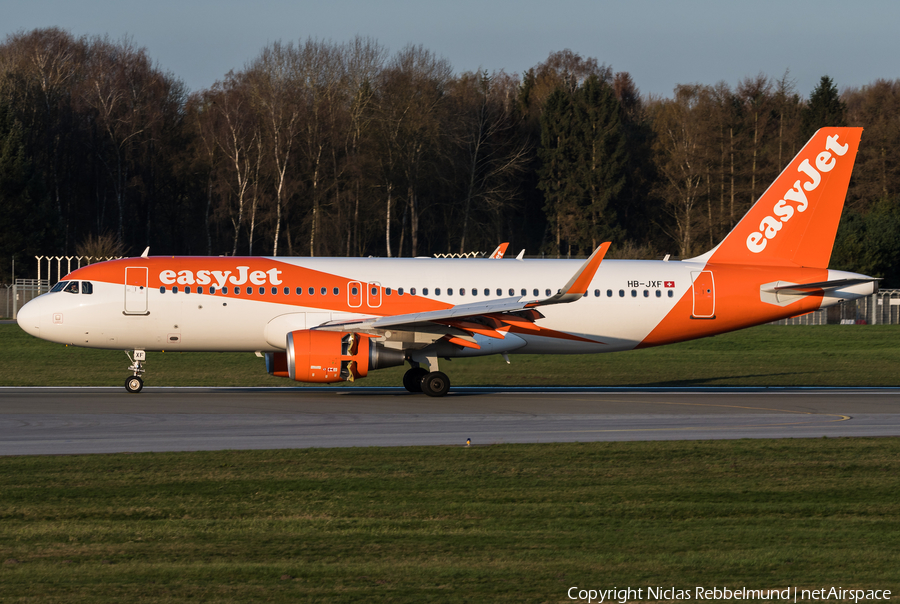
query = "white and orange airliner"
(17, 128, 877, 396)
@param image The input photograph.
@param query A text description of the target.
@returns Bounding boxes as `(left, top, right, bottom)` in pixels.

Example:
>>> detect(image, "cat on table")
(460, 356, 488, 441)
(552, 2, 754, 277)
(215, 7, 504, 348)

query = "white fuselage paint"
(17, 257, 875, 357)
(19, 258, 700, 354)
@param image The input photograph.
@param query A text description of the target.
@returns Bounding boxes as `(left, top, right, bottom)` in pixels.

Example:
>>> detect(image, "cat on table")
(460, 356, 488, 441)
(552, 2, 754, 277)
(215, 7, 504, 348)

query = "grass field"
(1, 323, 898, 387)
(1, 439, 898, 602)
(2, 324, 899, 601)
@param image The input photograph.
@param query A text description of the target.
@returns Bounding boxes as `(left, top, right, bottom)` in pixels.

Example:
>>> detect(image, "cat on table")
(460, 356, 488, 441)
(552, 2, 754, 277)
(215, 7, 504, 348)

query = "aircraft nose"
(16, 299, 41, 338)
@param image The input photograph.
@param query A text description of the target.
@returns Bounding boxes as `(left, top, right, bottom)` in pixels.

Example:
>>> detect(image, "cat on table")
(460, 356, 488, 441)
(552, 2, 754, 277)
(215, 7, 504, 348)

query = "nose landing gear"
(125, 350, 146, 393)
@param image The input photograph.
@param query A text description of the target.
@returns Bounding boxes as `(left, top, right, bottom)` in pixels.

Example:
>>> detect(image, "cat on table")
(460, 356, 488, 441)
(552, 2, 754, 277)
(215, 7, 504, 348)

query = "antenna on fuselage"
(141, 247, 149, 258)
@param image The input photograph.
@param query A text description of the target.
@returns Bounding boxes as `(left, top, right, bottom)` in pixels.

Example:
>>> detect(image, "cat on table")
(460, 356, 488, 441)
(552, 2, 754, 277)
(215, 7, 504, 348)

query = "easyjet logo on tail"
(746, 134, 850, 253)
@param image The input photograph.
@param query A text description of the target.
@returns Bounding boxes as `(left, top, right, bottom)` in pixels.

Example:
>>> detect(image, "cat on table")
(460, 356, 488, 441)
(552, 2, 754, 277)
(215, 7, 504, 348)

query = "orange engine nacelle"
(282, 330, 405, 383)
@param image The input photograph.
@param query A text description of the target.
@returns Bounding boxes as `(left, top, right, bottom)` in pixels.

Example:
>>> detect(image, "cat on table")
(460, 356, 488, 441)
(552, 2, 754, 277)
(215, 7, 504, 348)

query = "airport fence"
(2, 280, 49, 320)
(770, 290, 900, 325)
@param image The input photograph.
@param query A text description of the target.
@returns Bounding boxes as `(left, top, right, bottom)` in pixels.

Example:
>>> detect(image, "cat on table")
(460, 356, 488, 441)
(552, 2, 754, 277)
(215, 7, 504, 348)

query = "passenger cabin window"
(173, 286, 179, 294)
(284, 287, 289, 295)
(197, 287, 203, 294)
(185, 286, 191, 294)
(448, 288, 454, 296)
(296, 287, 302, 295)
(532, 288, 539, 297)
(333, 287, 339, 295)
(509, 288, 515, 296)
(668, 290, 674, 298)
(320, 287, 326, 295)
(619, 290, 625, 297)
(594, 289, 600, 297)
(222, 287, 229, 294)
(159, 286, 165, 293)
(259, 287, 265, 295)
(210, 286, 216, 294)
(63, 281, 79, 294)
(398, 287, 404, 295)
(309, 287, 315, 295)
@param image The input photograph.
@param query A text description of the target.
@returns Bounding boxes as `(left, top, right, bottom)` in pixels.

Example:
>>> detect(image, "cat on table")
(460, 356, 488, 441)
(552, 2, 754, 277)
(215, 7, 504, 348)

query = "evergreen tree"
(538, 87, 580, 256)
(0, 100, 51, 282)
(575, 75, 627, 250)
(832, 198, 900, 288)
(801, 75, 846, 140)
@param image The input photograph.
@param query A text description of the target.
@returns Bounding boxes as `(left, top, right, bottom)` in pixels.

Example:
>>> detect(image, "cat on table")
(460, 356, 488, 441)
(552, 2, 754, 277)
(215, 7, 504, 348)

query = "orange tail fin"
(702, 127, 862, 268)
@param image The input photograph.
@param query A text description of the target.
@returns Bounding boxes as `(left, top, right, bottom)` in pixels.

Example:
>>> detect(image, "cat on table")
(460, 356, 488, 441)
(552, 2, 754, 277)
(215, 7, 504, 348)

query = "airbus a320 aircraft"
(17, 128, 877, 396)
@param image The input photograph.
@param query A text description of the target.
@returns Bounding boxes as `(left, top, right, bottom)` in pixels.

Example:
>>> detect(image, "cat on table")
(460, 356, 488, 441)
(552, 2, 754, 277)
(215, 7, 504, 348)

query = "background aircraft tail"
(701, 127, 862, 268)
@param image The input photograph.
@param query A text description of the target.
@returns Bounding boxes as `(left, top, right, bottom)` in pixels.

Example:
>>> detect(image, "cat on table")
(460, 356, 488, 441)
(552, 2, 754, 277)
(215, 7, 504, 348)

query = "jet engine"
(277, 330, 404, 383)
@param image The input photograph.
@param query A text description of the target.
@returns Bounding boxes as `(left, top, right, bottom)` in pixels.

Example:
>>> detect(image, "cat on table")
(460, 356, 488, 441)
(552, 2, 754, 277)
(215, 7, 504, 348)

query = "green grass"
(1, 323, 899, 387)
(1, 440, 898, 602)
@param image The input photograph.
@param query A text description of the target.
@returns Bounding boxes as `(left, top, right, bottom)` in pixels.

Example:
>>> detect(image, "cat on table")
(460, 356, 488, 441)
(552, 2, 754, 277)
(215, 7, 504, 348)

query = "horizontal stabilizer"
(763, 278, 879, 296)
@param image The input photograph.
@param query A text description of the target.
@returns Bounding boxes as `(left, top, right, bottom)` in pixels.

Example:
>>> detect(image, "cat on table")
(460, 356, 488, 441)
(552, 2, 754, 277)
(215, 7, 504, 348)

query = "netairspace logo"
(567, 586, 892, 603)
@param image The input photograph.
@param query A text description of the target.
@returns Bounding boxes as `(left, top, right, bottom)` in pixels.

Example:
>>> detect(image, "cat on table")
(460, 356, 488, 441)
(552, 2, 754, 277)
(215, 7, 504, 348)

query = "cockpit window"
(81, 281, 93, 295)
(50, 282, 66, 293)
(63, 281, 79, 294)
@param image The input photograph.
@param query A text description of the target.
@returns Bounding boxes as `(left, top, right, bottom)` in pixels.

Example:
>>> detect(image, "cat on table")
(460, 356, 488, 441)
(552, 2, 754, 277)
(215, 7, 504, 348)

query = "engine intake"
(284, 330, 405, 383)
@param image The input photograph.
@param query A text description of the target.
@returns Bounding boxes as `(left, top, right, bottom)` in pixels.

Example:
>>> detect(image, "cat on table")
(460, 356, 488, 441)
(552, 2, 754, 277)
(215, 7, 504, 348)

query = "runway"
(1, 387, 899, 455)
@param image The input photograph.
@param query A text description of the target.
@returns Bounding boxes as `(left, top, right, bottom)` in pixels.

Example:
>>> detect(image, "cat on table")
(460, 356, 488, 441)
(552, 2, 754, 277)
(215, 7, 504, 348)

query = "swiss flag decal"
(664, 281, 675, 288)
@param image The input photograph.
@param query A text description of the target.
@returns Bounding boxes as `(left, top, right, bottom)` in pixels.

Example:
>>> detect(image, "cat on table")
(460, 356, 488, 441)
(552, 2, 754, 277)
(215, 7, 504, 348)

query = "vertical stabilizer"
(705, 127, 862, 268)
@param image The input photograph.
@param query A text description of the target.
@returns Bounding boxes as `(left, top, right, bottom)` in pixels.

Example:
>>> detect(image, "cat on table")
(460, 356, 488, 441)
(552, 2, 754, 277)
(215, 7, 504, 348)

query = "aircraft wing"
(317, 242, 611, 347)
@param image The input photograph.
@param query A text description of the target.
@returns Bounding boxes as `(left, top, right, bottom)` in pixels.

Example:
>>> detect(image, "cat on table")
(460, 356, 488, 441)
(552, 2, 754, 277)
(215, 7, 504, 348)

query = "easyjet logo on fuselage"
(159, 266, 283, 288)
(746, 134, 850, 253)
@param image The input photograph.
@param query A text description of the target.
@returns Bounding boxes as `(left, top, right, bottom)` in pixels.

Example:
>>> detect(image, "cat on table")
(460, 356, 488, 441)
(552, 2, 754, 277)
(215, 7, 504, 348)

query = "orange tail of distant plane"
(699, 127, 862, 268)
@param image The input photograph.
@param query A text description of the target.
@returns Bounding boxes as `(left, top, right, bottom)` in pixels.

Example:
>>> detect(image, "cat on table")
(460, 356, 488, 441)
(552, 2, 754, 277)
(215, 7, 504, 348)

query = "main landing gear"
(403, 365, 451, 397)
(125, 350, 146, 393)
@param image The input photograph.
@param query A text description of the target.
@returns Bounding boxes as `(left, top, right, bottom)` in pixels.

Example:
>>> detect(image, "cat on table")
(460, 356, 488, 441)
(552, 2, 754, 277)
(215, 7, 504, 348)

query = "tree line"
(2, 28, 899, 285)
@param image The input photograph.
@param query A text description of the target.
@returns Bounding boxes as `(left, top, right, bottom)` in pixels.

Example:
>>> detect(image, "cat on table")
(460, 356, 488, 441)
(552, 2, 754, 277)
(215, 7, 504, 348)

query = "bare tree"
(374, 45, 452, 257)
(844, 79, 900, 206)
(246, 42, 301, 256)
(650, 85, 709, 257)
(448, 70, 529, 253)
